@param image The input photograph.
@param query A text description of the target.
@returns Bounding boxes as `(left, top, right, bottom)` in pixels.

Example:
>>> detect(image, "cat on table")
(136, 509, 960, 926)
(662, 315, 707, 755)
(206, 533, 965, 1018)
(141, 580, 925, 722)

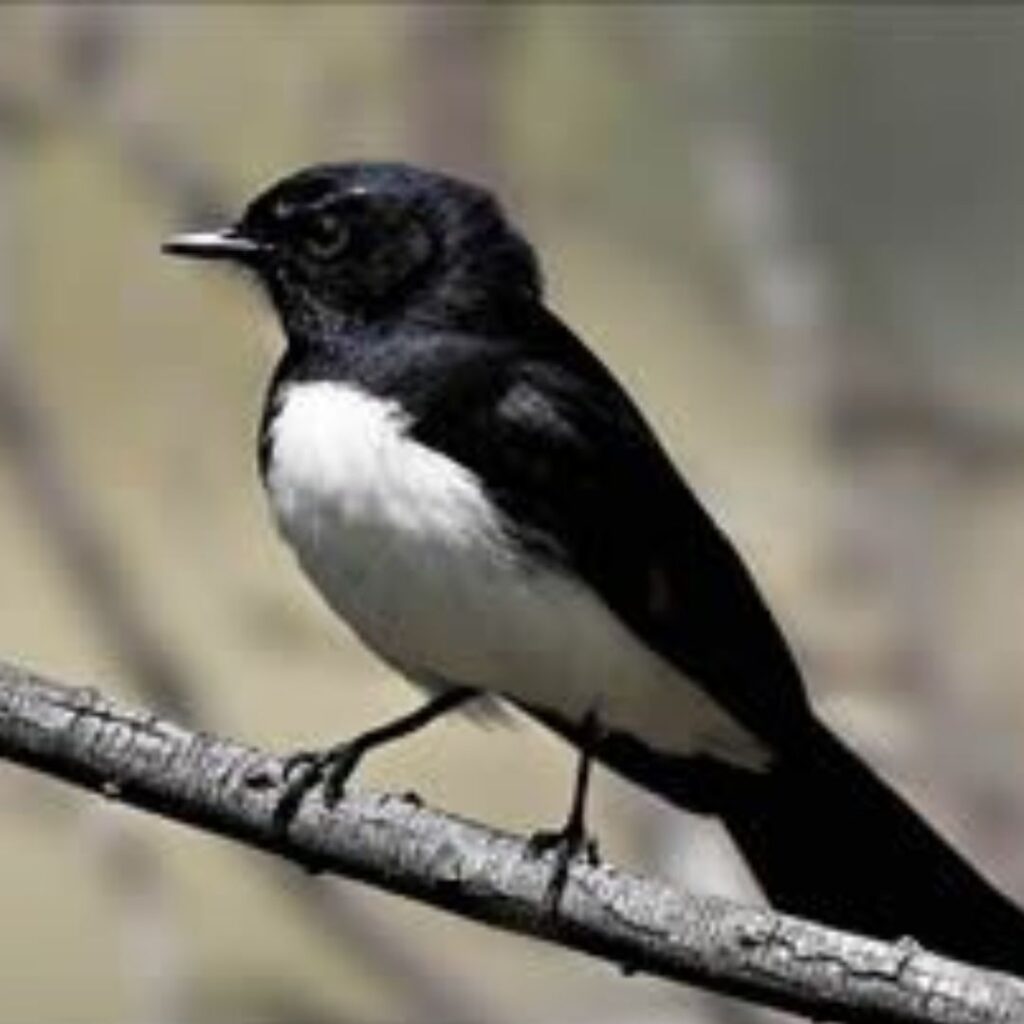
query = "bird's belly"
(265, 381, 769, 770)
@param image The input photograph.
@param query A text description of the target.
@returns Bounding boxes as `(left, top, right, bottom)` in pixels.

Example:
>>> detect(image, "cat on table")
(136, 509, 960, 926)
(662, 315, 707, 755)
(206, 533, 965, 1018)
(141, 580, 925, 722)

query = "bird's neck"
(256, 318, 470, 481)
(274, 290, 531, 354)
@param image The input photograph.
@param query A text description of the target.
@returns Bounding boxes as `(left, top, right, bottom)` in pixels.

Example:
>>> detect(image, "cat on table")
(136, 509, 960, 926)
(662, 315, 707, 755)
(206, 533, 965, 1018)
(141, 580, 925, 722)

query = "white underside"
(265, 380, 769, 770)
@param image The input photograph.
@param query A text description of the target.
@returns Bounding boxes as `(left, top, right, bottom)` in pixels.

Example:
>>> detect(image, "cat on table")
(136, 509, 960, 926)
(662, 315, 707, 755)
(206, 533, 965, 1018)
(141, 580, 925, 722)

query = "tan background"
(0, 6, 1022, 1023)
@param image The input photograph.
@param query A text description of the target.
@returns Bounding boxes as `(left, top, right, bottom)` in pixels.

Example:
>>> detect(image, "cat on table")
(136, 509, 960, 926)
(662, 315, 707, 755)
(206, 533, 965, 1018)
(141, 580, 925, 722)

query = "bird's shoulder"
(411, 309, 813, 742)
(407, 307, 700, 537)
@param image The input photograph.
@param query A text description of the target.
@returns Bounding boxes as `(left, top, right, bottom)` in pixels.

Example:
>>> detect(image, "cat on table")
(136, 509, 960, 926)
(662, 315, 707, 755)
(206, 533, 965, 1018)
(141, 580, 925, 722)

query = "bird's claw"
(273, 743, 361, 831)
(526, 822, 598, 914)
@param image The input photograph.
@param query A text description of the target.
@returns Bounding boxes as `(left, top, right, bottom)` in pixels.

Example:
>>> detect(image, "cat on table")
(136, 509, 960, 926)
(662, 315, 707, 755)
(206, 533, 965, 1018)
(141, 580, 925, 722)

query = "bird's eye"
(304, 210, 348, 260)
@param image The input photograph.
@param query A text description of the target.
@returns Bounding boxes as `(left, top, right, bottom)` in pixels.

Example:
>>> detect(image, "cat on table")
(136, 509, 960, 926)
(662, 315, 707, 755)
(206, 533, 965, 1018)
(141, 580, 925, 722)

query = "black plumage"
(165, 161, 1024, 975)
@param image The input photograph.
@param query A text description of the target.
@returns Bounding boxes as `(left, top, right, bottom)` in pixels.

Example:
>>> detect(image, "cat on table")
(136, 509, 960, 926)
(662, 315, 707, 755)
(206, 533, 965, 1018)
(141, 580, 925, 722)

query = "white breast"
(265, 380, 768, 770)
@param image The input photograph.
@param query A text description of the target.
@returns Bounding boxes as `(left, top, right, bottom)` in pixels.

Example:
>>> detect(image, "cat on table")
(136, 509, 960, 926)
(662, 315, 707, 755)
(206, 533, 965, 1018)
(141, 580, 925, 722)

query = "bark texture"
(0, 658, 1022, 1024)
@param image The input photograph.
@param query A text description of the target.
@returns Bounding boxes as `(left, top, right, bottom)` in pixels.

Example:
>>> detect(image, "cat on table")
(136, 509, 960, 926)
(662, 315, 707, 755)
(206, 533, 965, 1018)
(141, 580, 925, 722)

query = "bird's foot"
(527, 821, 599, 915)
(272, 741, 363, 830)
(267, 690, 478, 833)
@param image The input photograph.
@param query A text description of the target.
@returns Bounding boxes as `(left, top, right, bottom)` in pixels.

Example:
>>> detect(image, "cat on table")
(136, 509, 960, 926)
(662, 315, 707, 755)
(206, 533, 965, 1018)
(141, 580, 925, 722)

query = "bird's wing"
(413, 312, 811, 750)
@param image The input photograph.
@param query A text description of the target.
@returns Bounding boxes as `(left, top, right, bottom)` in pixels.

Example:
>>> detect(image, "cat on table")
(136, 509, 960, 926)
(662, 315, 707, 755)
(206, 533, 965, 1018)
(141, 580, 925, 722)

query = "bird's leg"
(528, 708, 603, 912)
(271, 686, 477, 829)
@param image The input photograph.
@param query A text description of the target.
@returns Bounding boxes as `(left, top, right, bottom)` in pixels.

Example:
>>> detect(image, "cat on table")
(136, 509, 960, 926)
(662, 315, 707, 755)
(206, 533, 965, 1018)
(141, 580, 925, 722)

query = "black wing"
(413, 308, 812, 750)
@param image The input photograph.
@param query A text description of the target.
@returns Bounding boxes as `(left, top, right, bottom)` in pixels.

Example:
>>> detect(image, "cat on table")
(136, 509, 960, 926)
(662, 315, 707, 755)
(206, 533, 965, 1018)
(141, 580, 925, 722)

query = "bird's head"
(163, 162, 542, 339)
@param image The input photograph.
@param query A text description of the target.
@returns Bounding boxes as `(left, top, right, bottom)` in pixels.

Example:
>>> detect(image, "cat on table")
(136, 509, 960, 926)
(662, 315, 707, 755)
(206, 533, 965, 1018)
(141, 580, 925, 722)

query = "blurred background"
(0, 5, 1022, 1023)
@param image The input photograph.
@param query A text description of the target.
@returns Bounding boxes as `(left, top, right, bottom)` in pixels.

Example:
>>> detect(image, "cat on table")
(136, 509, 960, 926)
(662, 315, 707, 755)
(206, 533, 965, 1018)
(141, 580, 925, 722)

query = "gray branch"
(1, 659, 1022, 1024)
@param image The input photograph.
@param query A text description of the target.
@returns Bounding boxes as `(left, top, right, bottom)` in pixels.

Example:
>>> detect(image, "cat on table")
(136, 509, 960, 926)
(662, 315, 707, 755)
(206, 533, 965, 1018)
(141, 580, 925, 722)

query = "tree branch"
(0, 659, 1021, 1024)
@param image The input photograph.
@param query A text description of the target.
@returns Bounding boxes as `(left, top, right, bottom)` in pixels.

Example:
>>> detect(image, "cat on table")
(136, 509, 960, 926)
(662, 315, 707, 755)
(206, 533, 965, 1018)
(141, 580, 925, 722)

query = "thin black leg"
(272, 686, 477, 829)
(528, 708, 603, 912)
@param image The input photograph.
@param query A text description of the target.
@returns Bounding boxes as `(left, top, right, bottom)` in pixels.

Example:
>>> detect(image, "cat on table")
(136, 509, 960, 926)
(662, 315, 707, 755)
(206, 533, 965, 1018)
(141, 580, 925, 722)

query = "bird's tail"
(719, 721, 1024, 976)
(578, 715, 1024, 977)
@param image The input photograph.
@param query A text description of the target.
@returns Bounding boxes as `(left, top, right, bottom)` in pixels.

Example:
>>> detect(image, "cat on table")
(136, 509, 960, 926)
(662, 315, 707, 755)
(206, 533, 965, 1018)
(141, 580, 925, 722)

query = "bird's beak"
(162, 226, 266, 262)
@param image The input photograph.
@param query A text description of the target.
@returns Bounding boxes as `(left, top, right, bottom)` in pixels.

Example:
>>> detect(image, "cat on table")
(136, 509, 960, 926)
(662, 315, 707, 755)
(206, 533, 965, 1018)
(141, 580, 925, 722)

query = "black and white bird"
(165, 161, 1024, 974)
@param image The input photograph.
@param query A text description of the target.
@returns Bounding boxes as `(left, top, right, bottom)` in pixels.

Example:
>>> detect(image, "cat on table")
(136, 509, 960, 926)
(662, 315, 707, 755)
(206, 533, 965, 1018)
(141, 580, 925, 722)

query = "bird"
(164, 161, 1024, 975)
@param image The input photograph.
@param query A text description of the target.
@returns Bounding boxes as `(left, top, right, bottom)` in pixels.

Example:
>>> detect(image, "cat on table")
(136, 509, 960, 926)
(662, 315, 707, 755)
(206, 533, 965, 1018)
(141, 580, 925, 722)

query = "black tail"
(718, 722, 1024, 976)
(537, 710, 1024, 977)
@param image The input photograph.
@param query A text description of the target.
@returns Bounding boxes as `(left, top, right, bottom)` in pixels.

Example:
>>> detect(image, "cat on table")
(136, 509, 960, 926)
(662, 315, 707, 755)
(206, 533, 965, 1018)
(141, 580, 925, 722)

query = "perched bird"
(165, 162, 1024, 974)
